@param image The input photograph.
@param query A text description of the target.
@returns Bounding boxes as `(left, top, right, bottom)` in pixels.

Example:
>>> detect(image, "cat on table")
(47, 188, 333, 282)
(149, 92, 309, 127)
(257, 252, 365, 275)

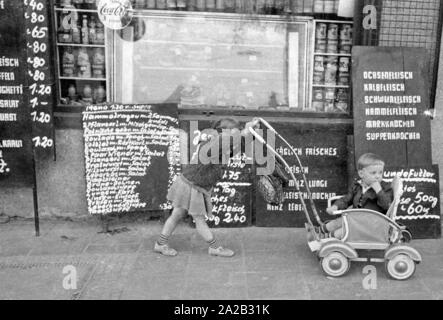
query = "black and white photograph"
(0, 0, 443, 306)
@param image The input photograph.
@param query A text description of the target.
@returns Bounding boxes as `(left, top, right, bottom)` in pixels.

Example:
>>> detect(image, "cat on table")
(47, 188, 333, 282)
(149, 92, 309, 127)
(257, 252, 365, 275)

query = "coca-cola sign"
(97, 0, 133, 30)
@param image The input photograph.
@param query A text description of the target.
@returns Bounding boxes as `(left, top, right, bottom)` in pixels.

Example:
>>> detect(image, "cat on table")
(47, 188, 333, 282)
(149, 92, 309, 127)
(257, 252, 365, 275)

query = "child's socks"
(157, 234, 169, 246)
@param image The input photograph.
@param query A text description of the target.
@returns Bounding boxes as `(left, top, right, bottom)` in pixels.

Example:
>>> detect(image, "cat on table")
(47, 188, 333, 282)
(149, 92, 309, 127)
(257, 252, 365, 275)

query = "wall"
(433, 34, 443, 212)
(0, 128, 88, 219)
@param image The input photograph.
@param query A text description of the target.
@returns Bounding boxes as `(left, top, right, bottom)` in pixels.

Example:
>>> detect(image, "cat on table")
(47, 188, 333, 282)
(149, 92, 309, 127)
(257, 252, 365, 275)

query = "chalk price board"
(0, 1, 34, 186)
(24, 0, 55, 157)
(384, 165, 441, 239)
(255, 123, 350, 228)
(179, 119, 252, 228)
(83, 104, 180, 215)
(352, 46, 432, 166)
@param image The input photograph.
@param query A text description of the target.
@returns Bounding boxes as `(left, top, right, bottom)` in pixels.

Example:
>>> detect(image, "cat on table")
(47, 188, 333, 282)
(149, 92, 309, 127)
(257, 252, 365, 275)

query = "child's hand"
(326, 205, 339, 214)
(370, 181, 382, 193)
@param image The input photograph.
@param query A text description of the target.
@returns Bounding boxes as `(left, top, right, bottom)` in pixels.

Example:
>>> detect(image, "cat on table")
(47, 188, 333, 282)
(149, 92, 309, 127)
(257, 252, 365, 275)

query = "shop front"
(0, 0, 441, 238)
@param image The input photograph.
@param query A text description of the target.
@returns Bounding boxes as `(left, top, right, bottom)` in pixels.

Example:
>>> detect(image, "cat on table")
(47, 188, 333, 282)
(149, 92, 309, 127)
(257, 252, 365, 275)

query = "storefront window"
(112, 12, 311, 111)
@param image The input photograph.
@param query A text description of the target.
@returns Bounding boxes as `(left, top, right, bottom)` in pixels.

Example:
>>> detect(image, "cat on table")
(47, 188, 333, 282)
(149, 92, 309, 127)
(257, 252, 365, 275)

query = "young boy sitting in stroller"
(320, 153, 394, 239)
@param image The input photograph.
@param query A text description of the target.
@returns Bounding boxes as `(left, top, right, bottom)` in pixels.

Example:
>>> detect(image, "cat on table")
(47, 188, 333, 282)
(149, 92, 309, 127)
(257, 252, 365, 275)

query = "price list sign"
(385, 166, 441, 239)
(83, 104, 180, 215)
(255, 124, 350, 228)
(24, 0, 55, 156)
(352, 46, 432, 166)
(180, 119, 252, 228)
(208, 153, 252, 228)
(0, 0, 34, 186)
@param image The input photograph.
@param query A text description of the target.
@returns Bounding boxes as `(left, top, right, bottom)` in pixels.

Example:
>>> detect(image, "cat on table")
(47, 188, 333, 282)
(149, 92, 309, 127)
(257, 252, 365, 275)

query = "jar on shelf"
(58, 12, 73, 43)
(92, 48, 106, 78)
(62, 47, 76, 77)
(81, 15, 89, 44)
(77, 47, 92, 78)
(82, 85, 94, 104)
(94, 85, 107, 104)
(88, 16, 97, 44)
(95, 18, 105, 44)
(71, 18, 81, 44)
(67, 84, 78, 103)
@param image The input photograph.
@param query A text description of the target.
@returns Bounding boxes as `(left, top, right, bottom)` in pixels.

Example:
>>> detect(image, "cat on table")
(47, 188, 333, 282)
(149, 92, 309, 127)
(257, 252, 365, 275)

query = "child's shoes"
(209, 246, 235, 257)
(154, 242, 178, 257)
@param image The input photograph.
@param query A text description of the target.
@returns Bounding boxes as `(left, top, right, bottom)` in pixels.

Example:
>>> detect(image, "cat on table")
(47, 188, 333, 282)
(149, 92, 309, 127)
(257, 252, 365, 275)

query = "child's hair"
(211, 118, 241, 133)
(357, 153, 385, 170)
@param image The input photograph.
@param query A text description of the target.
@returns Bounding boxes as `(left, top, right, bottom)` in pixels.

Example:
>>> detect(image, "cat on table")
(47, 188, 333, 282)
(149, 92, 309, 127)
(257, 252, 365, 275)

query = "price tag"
(24, 0, 54, 155)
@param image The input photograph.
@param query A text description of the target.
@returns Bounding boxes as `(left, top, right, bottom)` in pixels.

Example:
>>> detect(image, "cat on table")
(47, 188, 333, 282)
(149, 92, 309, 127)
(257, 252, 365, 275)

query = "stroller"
(249, 119, 422, 281)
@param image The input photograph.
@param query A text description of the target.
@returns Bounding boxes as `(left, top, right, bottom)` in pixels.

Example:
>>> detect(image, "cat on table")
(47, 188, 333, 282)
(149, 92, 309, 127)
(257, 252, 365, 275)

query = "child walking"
(155, 118, 260, 257)
(321, 153, 394, 239)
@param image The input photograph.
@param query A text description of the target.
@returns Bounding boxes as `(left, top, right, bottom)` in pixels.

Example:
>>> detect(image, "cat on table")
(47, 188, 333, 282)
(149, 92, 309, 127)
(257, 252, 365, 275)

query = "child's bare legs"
(162, 208, 187, 237)
(193, 215, 214, 242)
(193, 216, 235, 257)
(155, 207, 187, 256)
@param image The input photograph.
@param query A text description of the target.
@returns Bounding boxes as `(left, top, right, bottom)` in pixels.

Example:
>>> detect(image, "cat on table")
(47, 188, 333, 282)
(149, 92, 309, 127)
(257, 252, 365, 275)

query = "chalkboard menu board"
(256, 124, 350, 228)
(83, 104, 180, 215)
(0, 1, 34, 186)
(352, 46, 432, 166)
(24, 0, 55, 157)
(179, 119, 252, 228)
(384, 165, 441, 239)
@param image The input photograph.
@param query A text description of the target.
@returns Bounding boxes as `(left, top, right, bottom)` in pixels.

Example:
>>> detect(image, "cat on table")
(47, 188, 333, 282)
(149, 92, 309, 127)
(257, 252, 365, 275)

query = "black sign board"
(82, 104, 180, 215)
(24, 0, 55, 158)
(385, 165, 441, 239)
(255, 124, 350, 228)
(179, 119, 252, 228)
(0, 1, 34, 186)
(352, 46, 432, 166)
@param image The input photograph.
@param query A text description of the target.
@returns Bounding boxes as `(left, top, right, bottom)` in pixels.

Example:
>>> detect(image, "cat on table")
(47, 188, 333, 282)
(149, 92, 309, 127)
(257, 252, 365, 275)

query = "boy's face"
(359, 164, 384, 186)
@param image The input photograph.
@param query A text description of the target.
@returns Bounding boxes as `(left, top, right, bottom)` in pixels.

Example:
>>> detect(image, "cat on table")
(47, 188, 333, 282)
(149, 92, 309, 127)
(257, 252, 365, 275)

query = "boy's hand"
(371, 181, 382, 193)
(326, 205, 339, 215)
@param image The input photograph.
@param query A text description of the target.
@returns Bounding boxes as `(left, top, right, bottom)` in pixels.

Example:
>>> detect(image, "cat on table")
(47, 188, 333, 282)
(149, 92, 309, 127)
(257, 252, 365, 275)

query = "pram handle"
(255, 118, 323, 226)
(248, 127, 315, 227)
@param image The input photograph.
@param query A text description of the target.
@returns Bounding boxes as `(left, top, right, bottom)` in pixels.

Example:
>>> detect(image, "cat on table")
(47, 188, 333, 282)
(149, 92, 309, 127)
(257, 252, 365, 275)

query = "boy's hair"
(211, 118, 241, 133)
(357, 153, 385, 170)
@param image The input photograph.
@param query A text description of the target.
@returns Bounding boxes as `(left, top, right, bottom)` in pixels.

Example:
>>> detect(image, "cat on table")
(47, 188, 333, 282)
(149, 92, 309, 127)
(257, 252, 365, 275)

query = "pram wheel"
(320, 252, 351, 277)
(385, 254, 416, 281)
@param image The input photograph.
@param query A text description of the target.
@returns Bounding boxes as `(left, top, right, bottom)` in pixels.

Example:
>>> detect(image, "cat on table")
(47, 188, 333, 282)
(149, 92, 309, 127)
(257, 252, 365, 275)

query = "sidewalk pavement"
(0, 219, 442, 300)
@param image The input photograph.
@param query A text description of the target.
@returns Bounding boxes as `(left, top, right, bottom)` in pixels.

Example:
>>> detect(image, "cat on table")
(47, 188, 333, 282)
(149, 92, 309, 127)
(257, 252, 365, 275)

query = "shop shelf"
(57, 43, 106, 48)
(314, 52, 351, 56)
(312, 84, 350, 88)
(59, 76, 107, 81)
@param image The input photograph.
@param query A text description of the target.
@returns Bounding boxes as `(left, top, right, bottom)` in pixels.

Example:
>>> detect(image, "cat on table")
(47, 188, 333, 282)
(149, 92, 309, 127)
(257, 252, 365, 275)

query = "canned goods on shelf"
(340, 24, 353, 42)
(336, 88, 349, 101)
(338, 72, 350, 85)
(325, 87, 335, 100)
(315, 39, 327, 53)
(316, 23, 327, 40)
(339, 57, 350, 72)
(327, 24, 339, 40)
(326, 40, 338, 53)
(339, 42, 352, 54)
(325, 57, 338, 84)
